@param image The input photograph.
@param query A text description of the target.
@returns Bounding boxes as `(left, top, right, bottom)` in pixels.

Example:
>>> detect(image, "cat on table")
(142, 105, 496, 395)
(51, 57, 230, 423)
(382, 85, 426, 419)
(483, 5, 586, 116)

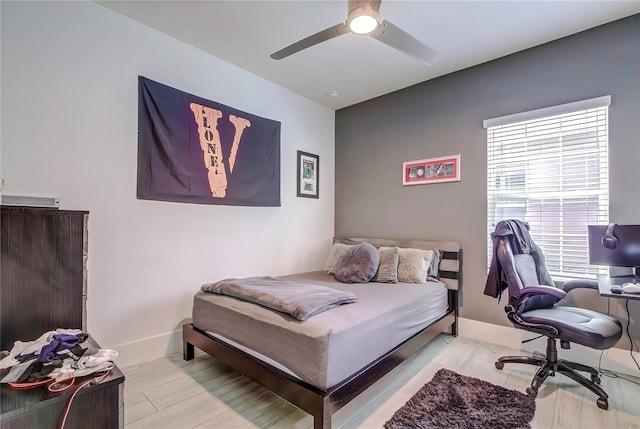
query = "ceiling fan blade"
(271, 23, 349, 60)
(370, 20, 442, 65)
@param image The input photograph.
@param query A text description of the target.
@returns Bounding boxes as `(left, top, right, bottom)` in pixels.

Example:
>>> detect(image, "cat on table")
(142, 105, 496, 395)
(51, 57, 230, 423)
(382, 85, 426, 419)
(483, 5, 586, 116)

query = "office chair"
(485, 219, 623, 410)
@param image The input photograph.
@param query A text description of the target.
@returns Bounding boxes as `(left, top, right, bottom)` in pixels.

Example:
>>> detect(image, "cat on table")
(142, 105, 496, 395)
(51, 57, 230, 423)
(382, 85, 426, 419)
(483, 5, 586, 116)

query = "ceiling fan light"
(348, 7, 379, 35)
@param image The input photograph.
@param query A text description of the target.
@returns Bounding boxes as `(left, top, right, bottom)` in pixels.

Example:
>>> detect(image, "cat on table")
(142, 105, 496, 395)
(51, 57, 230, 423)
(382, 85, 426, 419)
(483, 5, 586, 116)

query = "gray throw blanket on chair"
(201, 277, 358, 321)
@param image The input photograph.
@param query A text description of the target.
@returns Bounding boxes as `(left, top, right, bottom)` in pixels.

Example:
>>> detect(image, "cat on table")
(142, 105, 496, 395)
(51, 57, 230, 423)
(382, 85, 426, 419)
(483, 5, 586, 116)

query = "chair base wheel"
(597, 397, 608, 410)
(495, 339, 613, 410)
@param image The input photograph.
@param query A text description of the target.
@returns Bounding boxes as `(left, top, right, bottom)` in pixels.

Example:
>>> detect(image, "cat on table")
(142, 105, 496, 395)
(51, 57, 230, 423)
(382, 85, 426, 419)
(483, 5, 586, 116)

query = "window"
(485, 96, 610, 280)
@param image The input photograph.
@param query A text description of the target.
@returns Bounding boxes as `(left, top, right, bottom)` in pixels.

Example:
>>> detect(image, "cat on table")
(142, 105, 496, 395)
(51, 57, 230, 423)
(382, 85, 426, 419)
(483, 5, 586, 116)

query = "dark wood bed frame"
(183, 243, 460, 429)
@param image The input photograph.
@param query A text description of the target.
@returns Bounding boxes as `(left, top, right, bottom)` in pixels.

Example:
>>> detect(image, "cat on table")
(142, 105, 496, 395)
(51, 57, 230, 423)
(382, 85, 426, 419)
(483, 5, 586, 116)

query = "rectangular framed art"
(297, 151, 319, 198)
(403, 154, 461, 185)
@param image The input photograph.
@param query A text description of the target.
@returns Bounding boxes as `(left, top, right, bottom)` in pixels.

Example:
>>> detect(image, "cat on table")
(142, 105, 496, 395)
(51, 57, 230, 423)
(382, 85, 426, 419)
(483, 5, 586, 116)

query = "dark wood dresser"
(0, 206, 124, 428)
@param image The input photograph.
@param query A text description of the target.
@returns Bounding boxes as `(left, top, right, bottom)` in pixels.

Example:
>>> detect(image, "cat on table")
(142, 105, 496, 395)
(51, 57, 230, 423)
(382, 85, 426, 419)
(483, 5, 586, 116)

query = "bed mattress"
(192, 271, 448, 390)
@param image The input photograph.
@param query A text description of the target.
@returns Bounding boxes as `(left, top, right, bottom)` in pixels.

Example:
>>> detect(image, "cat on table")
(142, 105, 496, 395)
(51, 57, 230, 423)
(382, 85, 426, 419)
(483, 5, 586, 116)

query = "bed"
(183, 237, 461, 429)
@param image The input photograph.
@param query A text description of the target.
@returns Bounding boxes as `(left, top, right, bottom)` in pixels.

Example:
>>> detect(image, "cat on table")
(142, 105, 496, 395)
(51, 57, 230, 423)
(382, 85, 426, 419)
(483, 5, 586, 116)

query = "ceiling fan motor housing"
(347, 1, 380, 34)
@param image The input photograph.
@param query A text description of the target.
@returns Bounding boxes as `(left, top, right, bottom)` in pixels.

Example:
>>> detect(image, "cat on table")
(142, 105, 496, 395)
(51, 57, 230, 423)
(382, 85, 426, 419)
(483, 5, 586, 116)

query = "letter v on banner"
(137, 76, 281, 207)
(228, 115, 252, 173)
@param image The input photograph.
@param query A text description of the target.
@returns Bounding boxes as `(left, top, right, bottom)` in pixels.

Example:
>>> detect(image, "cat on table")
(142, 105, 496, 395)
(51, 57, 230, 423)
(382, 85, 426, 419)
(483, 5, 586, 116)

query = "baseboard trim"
(459, 317, 639, 377)
(113, 329, 183, 370)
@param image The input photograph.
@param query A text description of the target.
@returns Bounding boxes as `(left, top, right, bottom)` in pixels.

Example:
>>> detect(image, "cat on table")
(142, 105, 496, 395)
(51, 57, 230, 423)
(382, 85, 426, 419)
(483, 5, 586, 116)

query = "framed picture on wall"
(403, 154, 461, 185)
(297, 151, 319, 198)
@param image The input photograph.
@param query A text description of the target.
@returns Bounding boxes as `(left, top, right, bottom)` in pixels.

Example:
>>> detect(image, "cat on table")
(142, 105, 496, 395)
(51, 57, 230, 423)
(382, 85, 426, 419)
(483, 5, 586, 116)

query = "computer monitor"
(588, 224, 640, 277)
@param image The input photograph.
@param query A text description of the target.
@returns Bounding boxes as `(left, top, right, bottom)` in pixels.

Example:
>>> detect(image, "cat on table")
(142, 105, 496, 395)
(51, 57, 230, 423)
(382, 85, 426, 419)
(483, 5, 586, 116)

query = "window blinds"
(485, 96, 610, 280)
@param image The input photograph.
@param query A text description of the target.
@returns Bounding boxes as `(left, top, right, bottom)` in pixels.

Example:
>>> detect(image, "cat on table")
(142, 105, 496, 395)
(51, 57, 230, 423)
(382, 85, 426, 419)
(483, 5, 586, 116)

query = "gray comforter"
(201, 276, 357, 321)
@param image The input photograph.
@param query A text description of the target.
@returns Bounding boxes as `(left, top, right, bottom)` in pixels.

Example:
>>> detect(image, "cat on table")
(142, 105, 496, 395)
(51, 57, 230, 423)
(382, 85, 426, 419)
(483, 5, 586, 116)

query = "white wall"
(1, 1, 335, 367)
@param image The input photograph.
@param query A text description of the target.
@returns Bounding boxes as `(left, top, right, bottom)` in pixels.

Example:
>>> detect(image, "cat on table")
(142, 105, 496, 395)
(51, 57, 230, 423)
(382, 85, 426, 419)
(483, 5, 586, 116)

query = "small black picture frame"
(297, 150, 319, 199)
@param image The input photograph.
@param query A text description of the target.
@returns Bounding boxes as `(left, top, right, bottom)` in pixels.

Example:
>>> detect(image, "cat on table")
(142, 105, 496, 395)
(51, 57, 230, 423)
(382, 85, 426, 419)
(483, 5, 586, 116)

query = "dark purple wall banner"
(137, 76, 281, 206)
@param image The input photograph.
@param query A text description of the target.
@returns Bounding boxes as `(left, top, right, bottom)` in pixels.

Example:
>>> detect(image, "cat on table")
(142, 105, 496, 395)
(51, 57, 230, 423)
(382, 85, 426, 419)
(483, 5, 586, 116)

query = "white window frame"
(485, 96, 610, 281)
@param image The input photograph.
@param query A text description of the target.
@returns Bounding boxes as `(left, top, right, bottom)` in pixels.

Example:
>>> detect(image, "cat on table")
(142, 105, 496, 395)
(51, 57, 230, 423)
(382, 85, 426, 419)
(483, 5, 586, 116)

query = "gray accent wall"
(335, 15, 639, 334)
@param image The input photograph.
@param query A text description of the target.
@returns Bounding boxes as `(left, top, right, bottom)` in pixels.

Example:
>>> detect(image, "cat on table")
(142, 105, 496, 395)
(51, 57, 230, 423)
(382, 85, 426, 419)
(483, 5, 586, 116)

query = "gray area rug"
(384, 368, 536, 429)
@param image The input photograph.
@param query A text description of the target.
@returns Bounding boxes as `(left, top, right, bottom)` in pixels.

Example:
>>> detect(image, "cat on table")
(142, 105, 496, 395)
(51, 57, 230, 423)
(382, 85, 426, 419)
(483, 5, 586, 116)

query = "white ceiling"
(98, 1, 639, 110)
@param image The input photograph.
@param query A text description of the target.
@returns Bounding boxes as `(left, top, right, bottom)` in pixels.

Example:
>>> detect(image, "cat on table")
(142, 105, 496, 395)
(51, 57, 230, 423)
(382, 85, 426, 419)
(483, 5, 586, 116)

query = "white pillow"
(397, 248, 435, 283)
(324, 243, 353, 274)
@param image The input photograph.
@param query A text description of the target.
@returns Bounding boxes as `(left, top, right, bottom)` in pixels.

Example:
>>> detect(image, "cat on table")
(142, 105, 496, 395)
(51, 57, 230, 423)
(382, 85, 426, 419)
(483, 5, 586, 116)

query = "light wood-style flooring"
(122, 334, 640, 428)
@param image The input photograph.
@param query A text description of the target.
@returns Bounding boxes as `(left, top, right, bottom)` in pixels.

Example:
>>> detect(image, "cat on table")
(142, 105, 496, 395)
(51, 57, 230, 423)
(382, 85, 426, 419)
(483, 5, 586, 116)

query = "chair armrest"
(519, 285, 567, 300)
(506, 285, 563, 338)
(561, 279, 599, 293)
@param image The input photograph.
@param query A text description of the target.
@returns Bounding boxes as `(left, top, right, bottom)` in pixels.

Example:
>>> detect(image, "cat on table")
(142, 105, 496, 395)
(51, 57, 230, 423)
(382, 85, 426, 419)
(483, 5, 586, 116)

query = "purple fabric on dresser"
(192, 271, 448, 389)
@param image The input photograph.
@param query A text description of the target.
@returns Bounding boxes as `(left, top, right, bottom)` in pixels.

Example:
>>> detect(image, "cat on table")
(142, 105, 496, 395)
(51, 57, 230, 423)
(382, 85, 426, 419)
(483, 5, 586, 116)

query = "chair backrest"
(492, 220, 557, 311)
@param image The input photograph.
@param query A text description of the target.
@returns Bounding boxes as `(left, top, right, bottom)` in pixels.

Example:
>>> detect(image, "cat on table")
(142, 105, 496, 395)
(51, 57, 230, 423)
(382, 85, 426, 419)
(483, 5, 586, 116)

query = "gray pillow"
(334, 242, 380, 284)
(427, 249, 442, 279)
(373, 246, 399, 283)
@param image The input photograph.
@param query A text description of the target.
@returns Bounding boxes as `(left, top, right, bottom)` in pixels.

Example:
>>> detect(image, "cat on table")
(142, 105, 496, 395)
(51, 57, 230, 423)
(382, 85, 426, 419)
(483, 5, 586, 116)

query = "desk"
(597, 275, 640, 301)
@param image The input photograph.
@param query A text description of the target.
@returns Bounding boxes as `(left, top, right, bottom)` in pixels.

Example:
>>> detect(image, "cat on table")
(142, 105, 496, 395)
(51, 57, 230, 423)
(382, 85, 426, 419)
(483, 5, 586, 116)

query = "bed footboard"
(183, 323, 331, 428)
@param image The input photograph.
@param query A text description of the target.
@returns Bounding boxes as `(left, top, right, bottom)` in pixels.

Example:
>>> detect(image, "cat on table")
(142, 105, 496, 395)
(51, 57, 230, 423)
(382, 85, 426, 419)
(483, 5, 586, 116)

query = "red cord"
(59, 370, 110, 429)
(48, 377, 75, 393)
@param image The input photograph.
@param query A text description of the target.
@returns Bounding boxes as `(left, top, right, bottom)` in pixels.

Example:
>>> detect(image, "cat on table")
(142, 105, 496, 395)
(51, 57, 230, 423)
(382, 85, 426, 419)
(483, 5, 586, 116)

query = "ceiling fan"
(270, 0, 441, 65)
